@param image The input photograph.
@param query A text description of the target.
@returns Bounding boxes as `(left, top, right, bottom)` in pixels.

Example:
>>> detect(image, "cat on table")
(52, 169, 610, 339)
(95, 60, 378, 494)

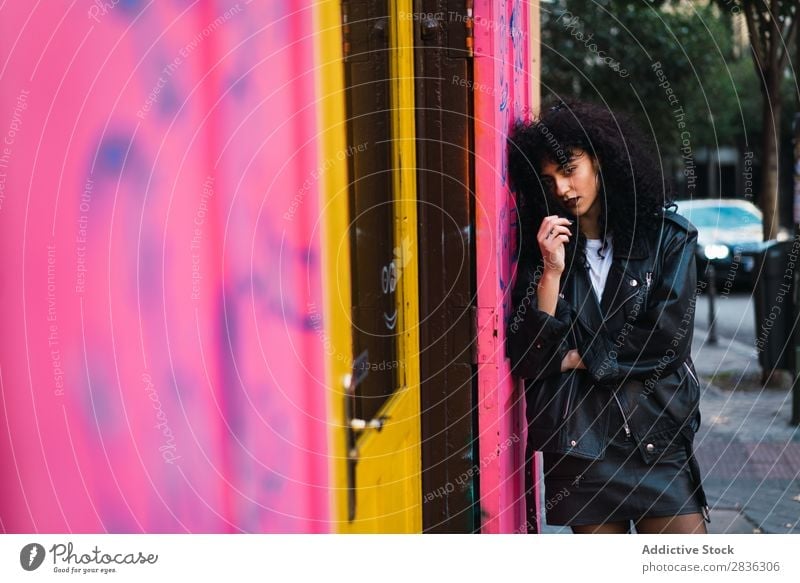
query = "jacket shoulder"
(663, 210, 698, 237)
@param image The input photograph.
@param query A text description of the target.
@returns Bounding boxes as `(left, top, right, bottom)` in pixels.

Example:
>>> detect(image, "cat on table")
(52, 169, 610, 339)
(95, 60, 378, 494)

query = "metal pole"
(707, 261, 718, 345)
(791, 111, 800, 425)
(793, 235, 799, 425)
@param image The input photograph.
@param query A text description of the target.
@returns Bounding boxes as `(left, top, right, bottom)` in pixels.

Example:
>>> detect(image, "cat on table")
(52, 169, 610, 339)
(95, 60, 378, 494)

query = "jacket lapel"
(564, 232, 652, 331)
(568, 264, 604, 331)
(600, 260, 633, 315)
(600, 234, 651, 316)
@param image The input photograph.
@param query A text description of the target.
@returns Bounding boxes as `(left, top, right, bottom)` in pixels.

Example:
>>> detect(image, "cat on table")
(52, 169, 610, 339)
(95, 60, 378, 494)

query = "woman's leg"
(635, 513, 707, 534)
(571, 521, 630, 534)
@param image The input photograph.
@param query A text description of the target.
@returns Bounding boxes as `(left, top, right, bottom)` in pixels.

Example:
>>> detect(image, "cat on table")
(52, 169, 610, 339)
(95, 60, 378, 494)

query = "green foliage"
(539, 0, 767, 153)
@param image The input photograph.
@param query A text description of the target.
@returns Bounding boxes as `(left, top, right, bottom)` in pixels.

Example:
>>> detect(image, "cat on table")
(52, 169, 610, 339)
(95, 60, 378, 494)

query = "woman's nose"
(555, 176, 571, 196)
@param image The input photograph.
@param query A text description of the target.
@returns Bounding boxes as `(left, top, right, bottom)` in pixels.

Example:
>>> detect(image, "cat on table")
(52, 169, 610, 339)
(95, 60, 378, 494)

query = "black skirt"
(542, 403, 709, 527)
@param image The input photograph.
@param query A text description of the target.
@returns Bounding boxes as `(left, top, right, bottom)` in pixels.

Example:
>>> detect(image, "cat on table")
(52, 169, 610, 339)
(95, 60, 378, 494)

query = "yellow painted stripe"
(389, 0, 422, 530)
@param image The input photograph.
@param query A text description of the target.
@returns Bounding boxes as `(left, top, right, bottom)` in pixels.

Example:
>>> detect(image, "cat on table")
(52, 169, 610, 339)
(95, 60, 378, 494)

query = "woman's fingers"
(538, 215, 572, 232)
(538, 224, 571, 242)
(540, 230, 571, 248)
(538, 216, 572, 273)
(538, 217, 572, 241)
(560, 350, 574, 372)
(545, 225, 572, 239)
(538, 215, 571, 230)
(560, 349, 584, 372)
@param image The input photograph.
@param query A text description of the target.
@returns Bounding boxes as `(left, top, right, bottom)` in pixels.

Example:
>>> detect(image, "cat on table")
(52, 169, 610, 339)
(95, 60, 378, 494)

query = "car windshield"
(682, 205, 761, 229)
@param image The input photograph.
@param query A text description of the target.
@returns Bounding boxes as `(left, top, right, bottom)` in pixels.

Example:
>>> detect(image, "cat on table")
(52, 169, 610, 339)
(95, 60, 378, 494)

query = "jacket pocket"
(636, 424, 688, 464)
(652, 361, 701, 428)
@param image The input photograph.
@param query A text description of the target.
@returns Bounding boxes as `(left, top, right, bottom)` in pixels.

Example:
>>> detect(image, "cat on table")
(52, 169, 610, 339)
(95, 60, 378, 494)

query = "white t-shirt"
(585, 235, 613, 302)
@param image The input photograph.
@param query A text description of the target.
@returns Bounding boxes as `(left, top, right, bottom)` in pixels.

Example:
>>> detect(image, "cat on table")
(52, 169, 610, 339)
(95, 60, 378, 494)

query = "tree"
(540, 0, 745, 195)
(713, 0, 797, 239)
(540, 0, 799, 220)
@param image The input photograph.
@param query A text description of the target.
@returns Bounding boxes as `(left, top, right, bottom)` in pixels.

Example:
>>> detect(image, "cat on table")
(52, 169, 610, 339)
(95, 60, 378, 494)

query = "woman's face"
(539, 149, 601, 221)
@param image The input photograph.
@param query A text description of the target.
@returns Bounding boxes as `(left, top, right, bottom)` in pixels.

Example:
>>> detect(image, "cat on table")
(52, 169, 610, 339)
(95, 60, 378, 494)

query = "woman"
(507, 100, 710, 534)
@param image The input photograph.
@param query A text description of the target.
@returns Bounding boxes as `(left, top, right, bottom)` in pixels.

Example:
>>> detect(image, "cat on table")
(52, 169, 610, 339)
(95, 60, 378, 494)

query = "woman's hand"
(535, 215, 572, 316)
(560, 349, 586, 372)
(537, 215, 572, 274)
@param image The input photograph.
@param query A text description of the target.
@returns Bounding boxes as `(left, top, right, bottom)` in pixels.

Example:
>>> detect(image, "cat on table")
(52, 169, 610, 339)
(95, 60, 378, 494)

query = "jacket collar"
(611, 233, 649, 260)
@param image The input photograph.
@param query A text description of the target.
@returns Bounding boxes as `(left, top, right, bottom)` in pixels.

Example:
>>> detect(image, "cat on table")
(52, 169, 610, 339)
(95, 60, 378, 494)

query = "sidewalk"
(691, 326, 800, 534)
(538, 323, 800, 534)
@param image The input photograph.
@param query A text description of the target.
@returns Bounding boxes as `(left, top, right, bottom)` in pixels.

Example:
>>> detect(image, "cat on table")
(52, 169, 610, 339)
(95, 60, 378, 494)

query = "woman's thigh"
(570, 514, 707, 534)
(635, 513, 707, 534)
(571, 521, 630, 534)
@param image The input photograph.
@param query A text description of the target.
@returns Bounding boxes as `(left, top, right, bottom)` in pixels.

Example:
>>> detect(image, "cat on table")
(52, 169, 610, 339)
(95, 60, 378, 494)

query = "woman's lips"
(562, 196, 580, 209)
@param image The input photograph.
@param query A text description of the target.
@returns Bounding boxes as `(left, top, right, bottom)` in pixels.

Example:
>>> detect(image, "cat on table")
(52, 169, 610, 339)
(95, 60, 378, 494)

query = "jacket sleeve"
(506, 263, 572, 380)
(578, 225, 699, 385)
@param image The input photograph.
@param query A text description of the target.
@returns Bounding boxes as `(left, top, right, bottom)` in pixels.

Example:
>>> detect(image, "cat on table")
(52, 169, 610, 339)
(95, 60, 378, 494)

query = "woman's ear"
(590, 155, 601, 175)
(591, 156, 602, 188)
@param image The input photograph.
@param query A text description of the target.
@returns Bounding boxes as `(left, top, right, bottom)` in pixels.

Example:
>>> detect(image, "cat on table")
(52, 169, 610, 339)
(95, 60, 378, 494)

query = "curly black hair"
(508, 99, 676, 273)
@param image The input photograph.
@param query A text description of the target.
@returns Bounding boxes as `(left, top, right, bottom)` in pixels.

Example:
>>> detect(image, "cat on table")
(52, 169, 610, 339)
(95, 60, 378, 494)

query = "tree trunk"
(760, 67, 782, 241)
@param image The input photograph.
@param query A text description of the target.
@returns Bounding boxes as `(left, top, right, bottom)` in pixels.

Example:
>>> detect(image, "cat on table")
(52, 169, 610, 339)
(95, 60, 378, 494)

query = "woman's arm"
(536, 269, 560, 316)
(507, 270, 572, 379)
(507, 216, 573, 379)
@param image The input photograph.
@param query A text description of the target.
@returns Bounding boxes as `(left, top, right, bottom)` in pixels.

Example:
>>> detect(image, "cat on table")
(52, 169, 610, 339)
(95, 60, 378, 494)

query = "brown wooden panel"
(414, 0, 478, 533)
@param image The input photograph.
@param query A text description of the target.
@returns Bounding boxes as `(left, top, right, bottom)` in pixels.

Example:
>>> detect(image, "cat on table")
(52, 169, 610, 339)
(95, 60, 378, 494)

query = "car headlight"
(702, 244, 730, 260)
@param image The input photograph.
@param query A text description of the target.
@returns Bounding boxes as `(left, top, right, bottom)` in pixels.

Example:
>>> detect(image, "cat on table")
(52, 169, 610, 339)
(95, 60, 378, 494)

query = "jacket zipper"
(562, 380, 575, 420)
(612, 391, 631, 438)
(683, 361, 699, 385)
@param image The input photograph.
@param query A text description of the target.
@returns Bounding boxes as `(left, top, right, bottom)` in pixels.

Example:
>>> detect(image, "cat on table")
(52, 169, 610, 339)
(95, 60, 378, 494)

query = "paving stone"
(685, 320, 800, 531)
(707, 508, 758, 533)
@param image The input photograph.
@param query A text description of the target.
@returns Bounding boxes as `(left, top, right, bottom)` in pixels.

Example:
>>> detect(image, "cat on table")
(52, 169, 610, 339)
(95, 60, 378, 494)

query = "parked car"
(673, 198, 787, 289)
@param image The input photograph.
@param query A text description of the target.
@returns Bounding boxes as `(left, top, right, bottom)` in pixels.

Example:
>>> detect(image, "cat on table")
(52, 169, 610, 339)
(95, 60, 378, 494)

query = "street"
(694, 290, 755, 348)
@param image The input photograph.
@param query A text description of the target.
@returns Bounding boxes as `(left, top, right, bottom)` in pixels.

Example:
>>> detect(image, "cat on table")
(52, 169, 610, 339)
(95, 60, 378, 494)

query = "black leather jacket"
(508, 211, 703, 468)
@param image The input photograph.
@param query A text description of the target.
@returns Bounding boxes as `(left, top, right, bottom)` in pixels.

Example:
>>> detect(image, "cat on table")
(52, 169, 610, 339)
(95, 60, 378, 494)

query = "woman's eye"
(562, 166, 575, 175)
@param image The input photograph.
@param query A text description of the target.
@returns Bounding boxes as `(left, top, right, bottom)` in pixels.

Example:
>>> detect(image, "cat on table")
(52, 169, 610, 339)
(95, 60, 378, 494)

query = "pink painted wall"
(0, 0, 329, 533)
(474, 0, 535, 533)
